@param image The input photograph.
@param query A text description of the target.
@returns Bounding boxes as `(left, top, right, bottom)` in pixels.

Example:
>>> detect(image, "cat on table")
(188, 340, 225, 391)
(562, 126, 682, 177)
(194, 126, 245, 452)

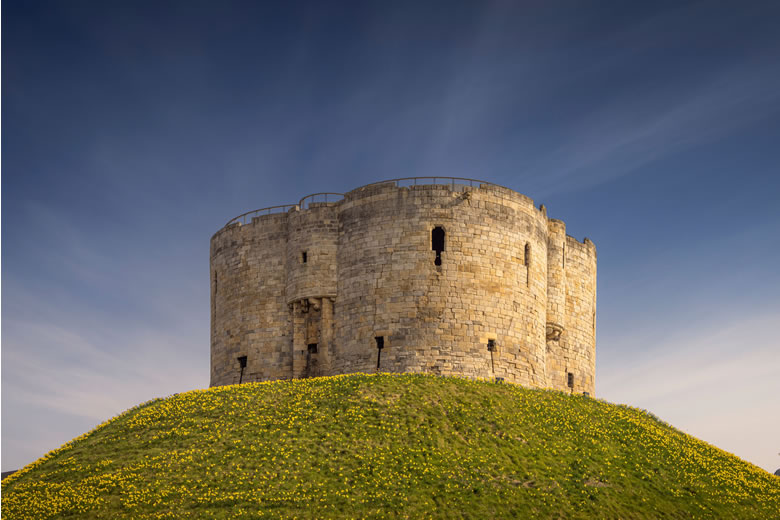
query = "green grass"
(2, 373, 778, 519)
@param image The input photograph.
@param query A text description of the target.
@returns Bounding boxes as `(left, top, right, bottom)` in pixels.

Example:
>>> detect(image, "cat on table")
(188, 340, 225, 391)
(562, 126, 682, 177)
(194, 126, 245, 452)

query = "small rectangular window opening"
(487, 339, 496, 352)
(567, 372, 574, 389)
(307, 343, 318, 354)
(302, 251, 308, 263)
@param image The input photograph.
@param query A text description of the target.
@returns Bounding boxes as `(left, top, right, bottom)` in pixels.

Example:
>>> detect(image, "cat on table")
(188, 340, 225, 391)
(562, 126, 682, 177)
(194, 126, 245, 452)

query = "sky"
(2, 0, 780, 474)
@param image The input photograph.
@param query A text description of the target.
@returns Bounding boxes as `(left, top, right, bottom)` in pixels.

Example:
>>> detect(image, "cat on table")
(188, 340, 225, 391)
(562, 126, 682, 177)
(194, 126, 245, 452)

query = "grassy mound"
(2, 373, 778, 519)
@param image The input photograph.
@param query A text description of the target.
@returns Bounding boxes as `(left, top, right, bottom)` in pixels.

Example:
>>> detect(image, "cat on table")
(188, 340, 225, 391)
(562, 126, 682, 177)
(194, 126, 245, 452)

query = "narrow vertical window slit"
(524, 243, 531, 287)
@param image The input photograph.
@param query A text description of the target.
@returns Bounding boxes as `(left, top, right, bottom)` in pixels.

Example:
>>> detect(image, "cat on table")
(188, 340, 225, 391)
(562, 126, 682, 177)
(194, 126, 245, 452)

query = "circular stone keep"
(210, 179, 597, 394)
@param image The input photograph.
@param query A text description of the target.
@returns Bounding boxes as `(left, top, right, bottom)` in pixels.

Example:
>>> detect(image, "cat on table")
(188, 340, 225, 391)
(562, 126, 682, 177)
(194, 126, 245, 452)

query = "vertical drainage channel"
(237, 356, 247, 384)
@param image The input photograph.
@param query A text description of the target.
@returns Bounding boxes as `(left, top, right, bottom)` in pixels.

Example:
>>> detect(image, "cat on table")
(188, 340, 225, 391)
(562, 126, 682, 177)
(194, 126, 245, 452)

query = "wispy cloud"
(1, 283, 208, 471)
(525, 57, 780, 197)
(2, 206, 209, 471)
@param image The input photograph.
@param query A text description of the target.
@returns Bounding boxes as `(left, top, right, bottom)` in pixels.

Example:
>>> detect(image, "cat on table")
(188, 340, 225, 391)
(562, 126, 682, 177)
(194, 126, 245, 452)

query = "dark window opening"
(214, 271, 218, 296)
(567, 372, 574, 389)
(307, 343, 318, 354)
(238, 355, 248, 384)
(432, 227, 445, 266)
(375, 336, 384, 369)
(302, 251, 308, 263)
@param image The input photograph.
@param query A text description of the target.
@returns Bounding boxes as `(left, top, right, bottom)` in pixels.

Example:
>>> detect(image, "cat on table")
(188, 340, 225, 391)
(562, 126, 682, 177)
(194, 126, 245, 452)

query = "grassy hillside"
(2, 373, 778, 519)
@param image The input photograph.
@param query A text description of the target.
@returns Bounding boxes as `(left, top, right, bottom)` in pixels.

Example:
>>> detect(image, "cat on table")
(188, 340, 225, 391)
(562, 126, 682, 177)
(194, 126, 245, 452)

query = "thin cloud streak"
(2, 297, 207, 470)
(526, 58, 780, 197)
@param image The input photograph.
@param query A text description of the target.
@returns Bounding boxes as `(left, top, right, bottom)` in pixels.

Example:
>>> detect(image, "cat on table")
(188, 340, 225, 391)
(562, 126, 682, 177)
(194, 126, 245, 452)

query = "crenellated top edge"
(565, 234, 597, 256)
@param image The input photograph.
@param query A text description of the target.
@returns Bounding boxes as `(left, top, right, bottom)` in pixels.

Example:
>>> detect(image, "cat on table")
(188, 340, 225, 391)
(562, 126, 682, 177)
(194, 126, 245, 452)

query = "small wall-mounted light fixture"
(237, 355, 248, 384)
(375, 336, 384, 369)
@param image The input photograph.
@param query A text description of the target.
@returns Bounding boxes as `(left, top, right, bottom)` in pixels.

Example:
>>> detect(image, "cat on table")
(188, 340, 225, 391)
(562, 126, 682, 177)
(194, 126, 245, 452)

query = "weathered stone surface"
(210, 180, 597, 394)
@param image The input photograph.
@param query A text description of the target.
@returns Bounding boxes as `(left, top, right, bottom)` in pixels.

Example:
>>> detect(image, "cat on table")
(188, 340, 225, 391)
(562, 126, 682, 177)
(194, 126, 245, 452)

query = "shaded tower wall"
(332, 182, 549, 386)
(561, 236, 597, 394)
(285, 203, 339, 378)
(210, 213, 292, 386)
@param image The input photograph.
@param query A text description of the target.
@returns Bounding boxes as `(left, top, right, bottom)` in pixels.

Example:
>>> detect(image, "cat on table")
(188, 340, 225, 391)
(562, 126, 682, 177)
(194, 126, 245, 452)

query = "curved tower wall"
(332, 182, 548, 386)
(209, 180, 597, 393)
(561, 236, 597, 394)
(210, 213, 292, 386)
(286, 203, 339, 378)
(285, 203, 339, 303)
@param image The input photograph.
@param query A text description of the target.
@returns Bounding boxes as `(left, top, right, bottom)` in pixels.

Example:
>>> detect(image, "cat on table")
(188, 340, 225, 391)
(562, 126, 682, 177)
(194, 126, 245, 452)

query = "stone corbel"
(546, 322, 564, 342)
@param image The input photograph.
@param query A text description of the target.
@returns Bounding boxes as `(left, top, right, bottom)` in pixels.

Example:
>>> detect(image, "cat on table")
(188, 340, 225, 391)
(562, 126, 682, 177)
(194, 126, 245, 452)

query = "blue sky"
(3, 1, 779, 473)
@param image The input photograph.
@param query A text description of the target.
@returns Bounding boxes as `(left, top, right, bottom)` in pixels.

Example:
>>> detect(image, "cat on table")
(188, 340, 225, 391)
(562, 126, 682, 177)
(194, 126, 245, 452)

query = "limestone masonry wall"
(210, 179, 596, 393)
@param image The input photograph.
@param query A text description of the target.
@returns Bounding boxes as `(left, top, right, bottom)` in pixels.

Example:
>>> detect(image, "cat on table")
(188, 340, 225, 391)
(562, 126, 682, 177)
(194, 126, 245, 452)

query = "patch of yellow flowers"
(2, 373, 779, 519)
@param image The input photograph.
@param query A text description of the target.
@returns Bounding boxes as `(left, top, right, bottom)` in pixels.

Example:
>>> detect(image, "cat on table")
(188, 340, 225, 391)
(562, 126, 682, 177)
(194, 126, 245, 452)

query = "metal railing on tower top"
(357, 176, 507, 190)
(223, 177, 510, 228)
(298, 192, 345, 210)
(225, 204, 298, 227)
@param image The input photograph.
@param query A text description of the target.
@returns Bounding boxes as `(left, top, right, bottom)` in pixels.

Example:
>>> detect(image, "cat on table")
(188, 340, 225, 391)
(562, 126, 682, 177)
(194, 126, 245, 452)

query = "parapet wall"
(210, 179, 597, 393)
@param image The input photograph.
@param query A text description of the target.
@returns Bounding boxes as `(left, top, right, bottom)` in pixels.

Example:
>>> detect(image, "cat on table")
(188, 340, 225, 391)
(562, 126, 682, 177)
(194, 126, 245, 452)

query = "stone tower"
(210, 179, 597, 394)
